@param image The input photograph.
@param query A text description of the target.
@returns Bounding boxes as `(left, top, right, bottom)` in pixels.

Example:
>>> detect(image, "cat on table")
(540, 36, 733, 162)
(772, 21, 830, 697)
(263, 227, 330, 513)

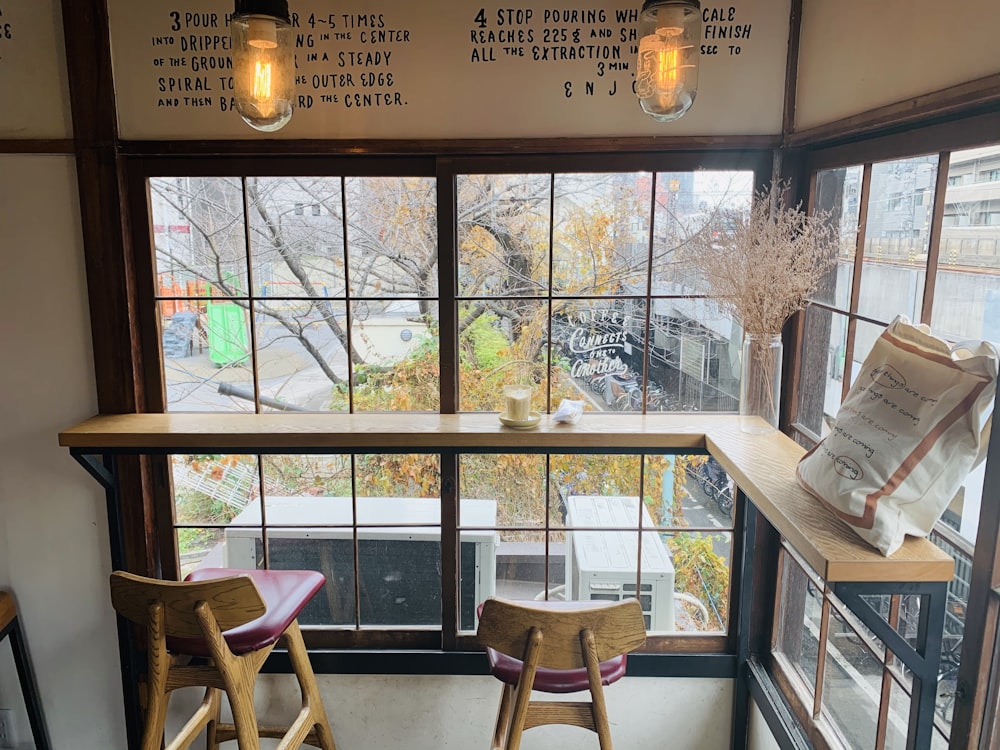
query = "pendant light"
(634, 0, 701, 122)
(230, 0, 295, 132)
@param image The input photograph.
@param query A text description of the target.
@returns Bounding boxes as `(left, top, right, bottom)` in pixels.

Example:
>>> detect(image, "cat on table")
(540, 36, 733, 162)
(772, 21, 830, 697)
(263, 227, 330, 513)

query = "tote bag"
(796, 315, 998, 556)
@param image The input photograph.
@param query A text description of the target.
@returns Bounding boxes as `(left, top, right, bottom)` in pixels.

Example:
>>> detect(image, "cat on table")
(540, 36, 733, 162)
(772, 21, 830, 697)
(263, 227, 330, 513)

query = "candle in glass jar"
(503, 385, 533, 421)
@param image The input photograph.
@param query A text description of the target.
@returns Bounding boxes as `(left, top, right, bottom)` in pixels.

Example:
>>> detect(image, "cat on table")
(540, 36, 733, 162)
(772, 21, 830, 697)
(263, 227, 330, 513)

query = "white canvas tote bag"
(796, 315, 998, 556)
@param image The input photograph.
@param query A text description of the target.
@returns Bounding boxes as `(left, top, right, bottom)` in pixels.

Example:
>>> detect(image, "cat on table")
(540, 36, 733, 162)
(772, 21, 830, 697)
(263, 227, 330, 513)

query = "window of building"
(143, 157, 765, 651)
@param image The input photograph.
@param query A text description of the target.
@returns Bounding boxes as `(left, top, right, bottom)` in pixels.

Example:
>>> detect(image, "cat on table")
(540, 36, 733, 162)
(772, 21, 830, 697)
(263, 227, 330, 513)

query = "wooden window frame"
(121, 148, 773, 654)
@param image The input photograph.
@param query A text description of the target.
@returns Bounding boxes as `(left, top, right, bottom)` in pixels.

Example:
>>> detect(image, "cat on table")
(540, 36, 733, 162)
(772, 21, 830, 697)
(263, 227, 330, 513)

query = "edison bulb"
(635, 0, 700, 122)
(230, 10, 295, 132)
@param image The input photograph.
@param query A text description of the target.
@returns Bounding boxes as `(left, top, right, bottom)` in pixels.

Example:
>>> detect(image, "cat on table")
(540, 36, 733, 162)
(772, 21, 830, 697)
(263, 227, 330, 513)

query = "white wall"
(0, 154, 124, 748)
(0, 0, 72, 138)
(796, 0, 1000, 131)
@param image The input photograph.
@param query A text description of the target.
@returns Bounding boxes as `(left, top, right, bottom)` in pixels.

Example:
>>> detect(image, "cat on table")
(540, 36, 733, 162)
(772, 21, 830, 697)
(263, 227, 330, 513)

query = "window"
(143, 157, 764, 650)
(790, 143, 1000, 746)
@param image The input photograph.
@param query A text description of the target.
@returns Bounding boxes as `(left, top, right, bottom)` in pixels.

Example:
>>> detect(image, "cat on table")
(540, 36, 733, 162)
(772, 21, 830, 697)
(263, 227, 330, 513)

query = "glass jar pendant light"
(230, 0, 295, 132)
(635, 0, 701, 122)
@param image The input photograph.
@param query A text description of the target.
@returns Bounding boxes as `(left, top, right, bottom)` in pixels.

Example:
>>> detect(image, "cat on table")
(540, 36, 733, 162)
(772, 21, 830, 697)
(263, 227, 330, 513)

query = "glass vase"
(739, 333, 783, 434)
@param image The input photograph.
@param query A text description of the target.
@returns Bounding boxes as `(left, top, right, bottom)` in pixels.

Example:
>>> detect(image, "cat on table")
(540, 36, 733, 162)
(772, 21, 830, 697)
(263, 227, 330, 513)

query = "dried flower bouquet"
(684, 181, 841, 429)
(685, 180, 840, 338)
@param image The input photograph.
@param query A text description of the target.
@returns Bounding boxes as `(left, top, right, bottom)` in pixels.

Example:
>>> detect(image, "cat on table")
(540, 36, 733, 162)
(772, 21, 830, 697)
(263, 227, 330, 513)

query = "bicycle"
(936, 634, 963, 721)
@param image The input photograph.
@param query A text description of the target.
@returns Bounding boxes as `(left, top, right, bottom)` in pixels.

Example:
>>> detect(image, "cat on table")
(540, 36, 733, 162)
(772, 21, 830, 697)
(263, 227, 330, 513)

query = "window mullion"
(841, 163, 873, 400)
(240, 177, 262, 412)
(920, 151, 950, 327)
(437, 158, 459, 413)
(440, 450, 459, 649)
(340, 177, 356, 412)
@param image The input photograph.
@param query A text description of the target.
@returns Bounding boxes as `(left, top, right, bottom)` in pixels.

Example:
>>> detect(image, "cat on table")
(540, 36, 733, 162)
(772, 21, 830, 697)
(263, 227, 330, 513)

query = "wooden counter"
(59, 412, 954, 585)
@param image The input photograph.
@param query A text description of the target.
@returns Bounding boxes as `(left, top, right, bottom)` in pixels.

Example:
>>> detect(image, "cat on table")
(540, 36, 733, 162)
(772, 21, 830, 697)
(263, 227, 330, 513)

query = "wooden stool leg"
(490, 683, 514, 750)
(195, 602, 264, 750)
(590, 686, 614, 750)
(282, 619, 336, 750)
(583, 630, 614, 750)
(204, 688, 222, 750)
(505, 681, 533, 750)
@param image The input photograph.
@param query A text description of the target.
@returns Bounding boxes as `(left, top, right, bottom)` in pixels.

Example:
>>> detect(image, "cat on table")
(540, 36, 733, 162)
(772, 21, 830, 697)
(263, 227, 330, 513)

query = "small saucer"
(499, 411, 541, 430)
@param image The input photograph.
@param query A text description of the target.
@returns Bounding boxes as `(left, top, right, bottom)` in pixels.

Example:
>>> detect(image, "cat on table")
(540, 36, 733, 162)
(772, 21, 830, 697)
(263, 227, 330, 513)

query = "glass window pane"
(346, 177, 438, 298)
(175, 528, 229, 578)
(458, 298, 548, 413)
(247, 176, 346, 298)
(460, 453, 548, 528)
(651, 170, 754, 294)
(556, 300, 636, 410)
(549, 454, 642, 528)
(172, 454, 260, 525)
(487, 529, 558, 605)
(664, 531, 729, 632)
(932, 144, 1000, 342)
(456, 173, 551, 297)
(812, 166, 863, 309)
(649, 302, 739, 412)
(552, 172, 651, 296)
(160, 302, 253, 412)
(254, 300, 347, 412)
(774, 553, 822, 696)
(672, 455, 736, 527)
(351, 300, 440, 413)
(171, 453, 260, 575)
(859, 155, 939, 322)
(821, 608, 885, 749)
(848, 319, 888, 389)
(796, 306, 848, 437)
(354, 454, 441, 498)
(151, 176, 249, 299)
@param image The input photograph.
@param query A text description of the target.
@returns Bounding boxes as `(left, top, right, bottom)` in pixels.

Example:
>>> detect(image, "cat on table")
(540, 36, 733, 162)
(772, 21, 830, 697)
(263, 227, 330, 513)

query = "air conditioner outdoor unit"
(565, 495, 675, 631)
(222, 496, 497, 631)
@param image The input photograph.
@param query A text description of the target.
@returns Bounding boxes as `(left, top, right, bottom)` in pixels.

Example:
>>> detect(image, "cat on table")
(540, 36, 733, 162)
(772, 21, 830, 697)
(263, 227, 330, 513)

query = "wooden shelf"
(59, 412, 954, 584)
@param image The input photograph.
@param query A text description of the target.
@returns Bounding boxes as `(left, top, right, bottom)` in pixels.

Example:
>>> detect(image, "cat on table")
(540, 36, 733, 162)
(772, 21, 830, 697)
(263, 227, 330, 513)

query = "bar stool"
(110, 568, 336, 750)
(0, 592, 52, 749)
(476, 597, 646, 750)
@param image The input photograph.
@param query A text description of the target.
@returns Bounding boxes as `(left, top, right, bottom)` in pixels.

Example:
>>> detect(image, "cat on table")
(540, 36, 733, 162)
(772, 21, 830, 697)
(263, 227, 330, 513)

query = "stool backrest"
(110, 571, 266, 639)
(477, 598, 646, 670)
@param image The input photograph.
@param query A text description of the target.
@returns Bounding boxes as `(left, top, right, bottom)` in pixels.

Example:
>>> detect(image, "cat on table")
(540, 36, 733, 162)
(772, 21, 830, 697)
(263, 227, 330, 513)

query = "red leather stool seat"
(486, 647, 627, 693)
(173, 568, 325, 657)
